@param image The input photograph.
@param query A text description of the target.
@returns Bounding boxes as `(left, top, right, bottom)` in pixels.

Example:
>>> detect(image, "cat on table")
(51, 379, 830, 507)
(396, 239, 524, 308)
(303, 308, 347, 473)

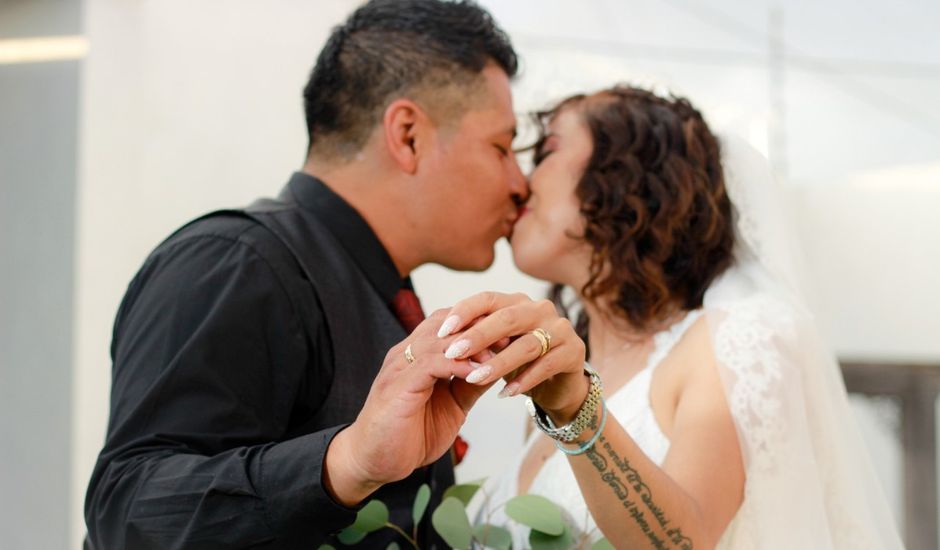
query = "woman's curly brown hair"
(541, 86, 736, 343)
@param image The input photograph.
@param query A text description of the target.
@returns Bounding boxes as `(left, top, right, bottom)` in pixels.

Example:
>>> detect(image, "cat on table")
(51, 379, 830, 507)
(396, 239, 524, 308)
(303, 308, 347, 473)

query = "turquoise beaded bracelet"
(555, 397, 607, 456)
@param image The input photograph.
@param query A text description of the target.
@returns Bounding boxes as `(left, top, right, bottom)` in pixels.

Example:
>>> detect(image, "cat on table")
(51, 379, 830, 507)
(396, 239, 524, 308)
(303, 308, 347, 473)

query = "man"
(84, 0, 526, 547)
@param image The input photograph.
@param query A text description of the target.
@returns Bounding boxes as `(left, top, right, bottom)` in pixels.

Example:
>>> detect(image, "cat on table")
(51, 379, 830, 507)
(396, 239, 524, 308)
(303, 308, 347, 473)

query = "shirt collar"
(285, 171, 408, 303)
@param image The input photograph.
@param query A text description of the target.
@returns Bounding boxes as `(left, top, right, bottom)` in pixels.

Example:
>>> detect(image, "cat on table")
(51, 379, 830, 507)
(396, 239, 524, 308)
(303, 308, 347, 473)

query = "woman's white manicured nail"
(437, 315, 461, 338)
(497, 383, 520, 399)
(444, 339, 471, 359)
(466, 365, 492, 384)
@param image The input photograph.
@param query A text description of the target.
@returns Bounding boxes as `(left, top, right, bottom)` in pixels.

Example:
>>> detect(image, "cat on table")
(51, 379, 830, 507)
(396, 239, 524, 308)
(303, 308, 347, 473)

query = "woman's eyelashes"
(534, 146, 555, 165)
(533, 135, 559, 165)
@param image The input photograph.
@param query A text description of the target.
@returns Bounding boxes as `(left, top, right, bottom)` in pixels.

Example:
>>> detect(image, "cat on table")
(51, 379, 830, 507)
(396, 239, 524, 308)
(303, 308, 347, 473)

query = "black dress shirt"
(85, 173, 431, 549)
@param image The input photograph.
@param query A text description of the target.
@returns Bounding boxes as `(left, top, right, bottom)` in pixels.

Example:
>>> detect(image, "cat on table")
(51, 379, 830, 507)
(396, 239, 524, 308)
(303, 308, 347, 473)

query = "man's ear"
(382, 99, 430, 174)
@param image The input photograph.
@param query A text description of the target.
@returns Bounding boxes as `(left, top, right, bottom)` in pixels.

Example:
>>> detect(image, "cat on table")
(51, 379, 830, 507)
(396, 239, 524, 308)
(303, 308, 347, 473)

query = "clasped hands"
(327, 292, 589, 506)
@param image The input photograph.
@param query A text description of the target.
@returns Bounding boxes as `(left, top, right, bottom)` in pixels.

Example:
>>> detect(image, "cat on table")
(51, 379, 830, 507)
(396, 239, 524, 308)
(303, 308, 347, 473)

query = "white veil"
(706, 135, 904, 549)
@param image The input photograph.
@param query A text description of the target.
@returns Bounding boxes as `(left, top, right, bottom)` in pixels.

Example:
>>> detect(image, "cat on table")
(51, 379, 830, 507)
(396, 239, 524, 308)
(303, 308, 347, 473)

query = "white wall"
(795, 169, 940, 362)
(2, 2, 81, 548)
(73, 1, 939, 547)
(1, 46, 78, 550)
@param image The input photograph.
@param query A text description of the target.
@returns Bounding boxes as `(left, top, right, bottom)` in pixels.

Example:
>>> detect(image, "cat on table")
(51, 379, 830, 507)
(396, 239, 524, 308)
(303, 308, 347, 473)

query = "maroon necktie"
(391, 286, 470, 465)
(391, 287, 425, 334)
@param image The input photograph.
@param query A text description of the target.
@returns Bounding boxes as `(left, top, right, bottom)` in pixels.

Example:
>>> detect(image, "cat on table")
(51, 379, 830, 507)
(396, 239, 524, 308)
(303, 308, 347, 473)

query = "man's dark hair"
(303, 0, 518, 159)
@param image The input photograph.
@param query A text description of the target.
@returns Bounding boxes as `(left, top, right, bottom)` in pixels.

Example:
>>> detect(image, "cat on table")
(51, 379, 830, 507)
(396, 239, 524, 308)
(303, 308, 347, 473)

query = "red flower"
(451, 434, 469, 466)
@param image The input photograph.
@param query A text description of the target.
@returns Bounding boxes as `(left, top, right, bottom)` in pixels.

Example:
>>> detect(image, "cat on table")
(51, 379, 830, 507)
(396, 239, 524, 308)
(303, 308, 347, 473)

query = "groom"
(83, 1, 526, 548)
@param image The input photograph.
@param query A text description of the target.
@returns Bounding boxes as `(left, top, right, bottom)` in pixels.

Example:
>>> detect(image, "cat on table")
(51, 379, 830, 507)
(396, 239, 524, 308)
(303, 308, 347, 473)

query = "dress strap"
(644, 309, 704, 372)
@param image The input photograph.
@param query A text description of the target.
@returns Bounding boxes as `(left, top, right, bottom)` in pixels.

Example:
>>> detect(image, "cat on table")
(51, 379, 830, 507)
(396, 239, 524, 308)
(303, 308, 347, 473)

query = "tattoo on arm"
(580, 416, 694, 550)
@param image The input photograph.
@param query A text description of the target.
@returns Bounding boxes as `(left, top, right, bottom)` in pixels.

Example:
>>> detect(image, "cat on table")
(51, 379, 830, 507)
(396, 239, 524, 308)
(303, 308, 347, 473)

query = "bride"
(436, 86, 903, 548)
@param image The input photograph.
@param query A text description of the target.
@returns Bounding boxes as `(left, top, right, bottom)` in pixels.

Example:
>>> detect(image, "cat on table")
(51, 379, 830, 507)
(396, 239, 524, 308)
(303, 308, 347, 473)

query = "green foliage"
(335, 499, 390, 546)
(336, 527, 367, 545)
(473, 523, 512, 549)
(442, 481, 484, 506)
(413, 483, 432, 527)
(352, 500, 389, 533)
(329, 477, 615, 549)
(431, 496, 474, 549)
(504, 494, 565, 536)
(529, 524, 573, 550)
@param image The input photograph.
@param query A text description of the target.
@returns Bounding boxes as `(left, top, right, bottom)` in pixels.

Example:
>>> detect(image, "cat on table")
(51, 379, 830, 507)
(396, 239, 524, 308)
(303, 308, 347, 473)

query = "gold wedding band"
(404, 344, 416, 365)
(531, 328, 552, 358)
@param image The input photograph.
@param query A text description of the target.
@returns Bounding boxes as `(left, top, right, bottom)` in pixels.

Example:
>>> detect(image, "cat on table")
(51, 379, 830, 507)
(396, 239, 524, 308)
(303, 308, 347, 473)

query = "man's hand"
(324, 309, 492, 506)
(435, 292, 589, 424)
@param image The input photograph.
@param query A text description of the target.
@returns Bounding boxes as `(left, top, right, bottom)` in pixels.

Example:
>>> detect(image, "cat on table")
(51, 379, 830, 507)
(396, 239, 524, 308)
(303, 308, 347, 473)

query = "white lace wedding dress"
(472, 135, 904, 549)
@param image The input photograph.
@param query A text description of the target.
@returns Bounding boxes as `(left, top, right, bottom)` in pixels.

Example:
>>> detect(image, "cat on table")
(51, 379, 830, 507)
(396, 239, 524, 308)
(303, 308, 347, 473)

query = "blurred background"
(1, 0, 938, 548)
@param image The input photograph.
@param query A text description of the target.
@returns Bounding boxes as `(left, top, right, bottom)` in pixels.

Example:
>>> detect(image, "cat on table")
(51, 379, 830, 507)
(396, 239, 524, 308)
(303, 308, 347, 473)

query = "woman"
(437, 86, 902, 548)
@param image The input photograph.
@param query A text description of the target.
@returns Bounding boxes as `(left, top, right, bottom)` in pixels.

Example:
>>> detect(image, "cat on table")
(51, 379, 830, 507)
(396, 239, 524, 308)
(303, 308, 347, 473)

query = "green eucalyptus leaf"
(504, 494, 564, 536)
(336, 527, 367, 545)
(528, 524, 573, 550)
(591, 538, 615, 550)
(472, 523, 512, 549)
(412, 483, 431, 526)
(316, 545, 337, 550)
(351, 499, 389, 533)
(431, 496, 473, 549)
(386, 543, 401, 550)
(442, 482, 483, 506)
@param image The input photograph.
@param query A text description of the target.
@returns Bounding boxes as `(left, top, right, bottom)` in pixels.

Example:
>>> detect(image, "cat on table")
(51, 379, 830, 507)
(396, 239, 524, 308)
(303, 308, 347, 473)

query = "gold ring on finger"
(404, 343, 416, 365)
(531, 328, 552, 358)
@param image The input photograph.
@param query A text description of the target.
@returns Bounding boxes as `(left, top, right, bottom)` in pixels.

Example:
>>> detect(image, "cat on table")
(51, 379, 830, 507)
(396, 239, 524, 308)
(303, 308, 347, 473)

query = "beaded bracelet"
(555, 398, 607, 456)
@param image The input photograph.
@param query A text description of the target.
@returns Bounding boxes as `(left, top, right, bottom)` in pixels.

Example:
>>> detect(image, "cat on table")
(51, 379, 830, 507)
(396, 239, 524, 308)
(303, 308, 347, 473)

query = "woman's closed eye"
(532, 134, 559, 165)
(534, 146, 555, 165)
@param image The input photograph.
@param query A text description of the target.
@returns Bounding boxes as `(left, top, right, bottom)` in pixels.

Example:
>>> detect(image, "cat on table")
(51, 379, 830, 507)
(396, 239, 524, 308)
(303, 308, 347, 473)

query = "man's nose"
(508, 158, 530, 203)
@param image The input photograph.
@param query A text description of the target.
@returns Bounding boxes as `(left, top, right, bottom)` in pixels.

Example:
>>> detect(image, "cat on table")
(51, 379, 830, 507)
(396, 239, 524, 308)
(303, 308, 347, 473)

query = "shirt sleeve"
(84, 231, 359, 549)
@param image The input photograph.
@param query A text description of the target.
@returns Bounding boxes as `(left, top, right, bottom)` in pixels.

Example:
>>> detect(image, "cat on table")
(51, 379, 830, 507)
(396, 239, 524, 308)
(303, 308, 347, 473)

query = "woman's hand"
(437, 292, 590, 423)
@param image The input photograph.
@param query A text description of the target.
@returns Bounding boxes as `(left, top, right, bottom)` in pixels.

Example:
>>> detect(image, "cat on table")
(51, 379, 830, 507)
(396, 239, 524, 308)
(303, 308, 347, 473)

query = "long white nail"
(444, 339, 471, 359)
(437, 315, 461, 338)
(466, 365, 492, 384)
(497, 382, 520, 399)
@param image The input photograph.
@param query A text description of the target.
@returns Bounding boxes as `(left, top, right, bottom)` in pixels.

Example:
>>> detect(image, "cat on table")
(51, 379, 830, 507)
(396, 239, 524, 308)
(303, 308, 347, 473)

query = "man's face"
(417, 64, 527, 271)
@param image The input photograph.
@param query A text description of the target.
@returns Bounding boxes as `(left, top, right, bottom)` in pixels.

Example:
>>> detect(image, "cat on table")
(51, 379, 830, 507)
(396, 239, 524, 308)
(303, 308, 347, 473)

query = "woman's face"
(510, 107, 594, 286)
